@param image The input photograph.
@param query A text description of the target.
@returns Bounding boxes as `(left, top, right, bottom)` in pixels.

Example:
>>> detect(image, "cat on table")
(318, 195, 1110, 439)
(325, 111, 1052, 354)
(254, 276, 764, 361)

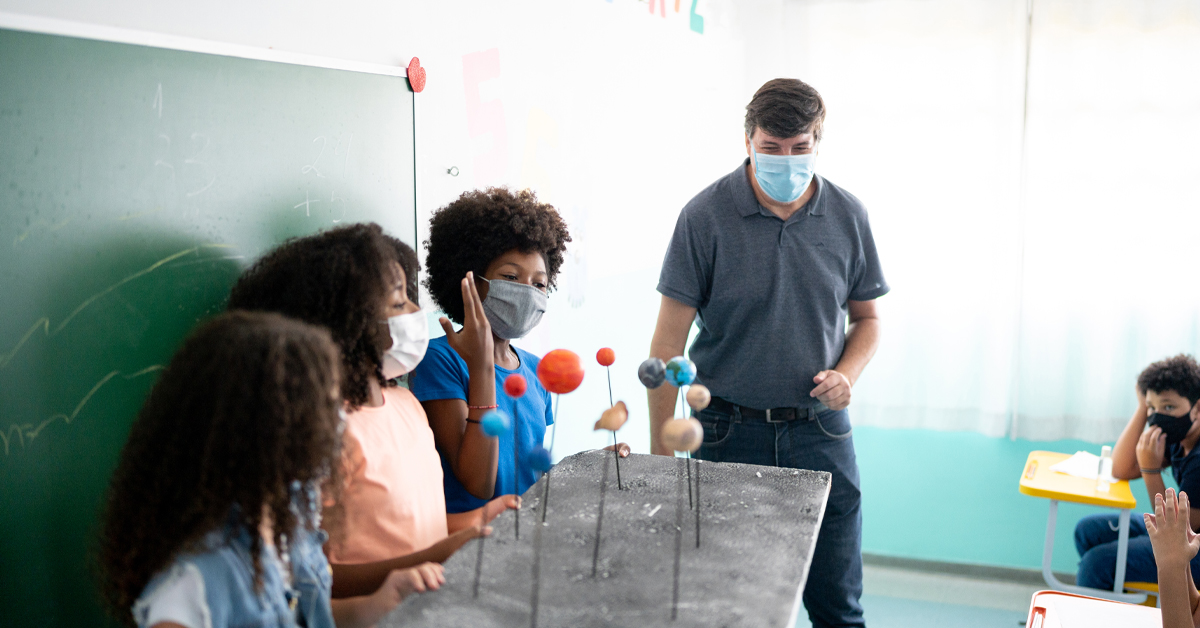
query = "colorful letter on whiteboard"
(690, 0, 704, 34)
(462, 49, 508, 184)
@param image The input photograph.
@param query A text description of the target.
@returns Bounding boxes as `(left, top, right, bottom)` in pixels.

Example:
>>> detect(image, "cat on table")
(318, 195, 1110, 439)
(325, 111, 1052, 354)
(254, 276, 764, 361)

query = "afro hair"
(424, 187, 570, 325)
(1137, 354, 1200, 405)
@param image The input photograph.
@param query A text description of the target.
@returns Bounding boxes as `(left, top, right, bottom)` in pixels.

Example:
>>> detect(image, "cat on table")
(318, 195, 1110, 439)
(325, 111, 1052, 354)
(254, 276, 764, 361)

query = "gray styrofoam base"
(385, 450, 832, 628)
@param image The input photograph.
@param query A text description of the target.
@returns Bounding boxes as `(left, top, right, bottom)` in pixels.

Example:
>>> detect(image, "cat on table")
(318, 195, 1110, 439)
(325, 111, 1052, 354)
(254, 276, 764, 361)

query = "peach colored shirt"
(325, 386, 447, 563)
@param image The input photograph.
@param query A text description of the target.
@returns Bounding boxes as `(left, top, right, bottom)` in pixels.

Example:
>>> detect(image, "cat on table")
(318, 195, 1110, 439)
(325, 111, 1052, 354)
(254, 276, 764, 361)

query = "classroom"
(1, 1, 1198, 627)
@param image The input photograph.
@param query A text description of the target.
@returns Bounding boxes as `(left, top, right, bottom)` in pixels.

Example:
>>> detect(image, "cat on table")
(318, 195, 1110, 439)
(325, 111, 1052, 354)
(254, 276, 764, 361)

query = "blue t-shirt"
(409, 335, 554, 513)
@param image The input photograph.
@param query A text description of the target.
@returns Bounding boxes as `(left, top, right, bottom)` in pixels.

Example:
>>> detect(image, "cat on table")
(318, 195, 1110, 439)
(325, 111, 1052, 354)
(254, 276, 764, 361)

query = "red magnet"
(596, 347, 615, 367)
(407, 57, 427, 93)
(504, 373, 527, 398)
(538, 349, 584, 394)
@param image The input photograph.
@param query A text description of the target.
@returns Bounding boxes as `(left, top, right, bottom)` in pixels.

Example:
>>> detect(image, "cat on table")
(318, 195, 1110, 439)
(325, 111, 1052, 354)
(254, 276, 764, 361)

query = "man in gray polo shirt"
(649, 78, 887, 628)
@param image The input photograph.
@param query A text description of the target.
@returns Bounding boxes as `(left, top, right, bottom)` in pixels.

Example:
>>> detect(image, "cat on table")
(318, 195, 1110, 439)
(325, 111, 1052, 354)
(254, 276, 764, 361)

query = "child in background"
(1075, 354, 1200, 590)
(1145, 488, 1200, 627)
(412, 188, 629, 515)
(98, 311, 442, 628)
(228, 223, 515, 598)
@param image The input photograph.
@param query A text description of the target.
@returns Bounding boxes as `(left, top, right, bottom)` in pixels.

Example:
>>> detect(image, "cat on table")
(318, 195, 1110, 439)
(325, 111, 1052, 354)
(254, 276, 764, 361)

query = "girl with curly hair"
(411, 187, 629, 514)
(97, 311, 443, 628)
(228, 223, 515, 598)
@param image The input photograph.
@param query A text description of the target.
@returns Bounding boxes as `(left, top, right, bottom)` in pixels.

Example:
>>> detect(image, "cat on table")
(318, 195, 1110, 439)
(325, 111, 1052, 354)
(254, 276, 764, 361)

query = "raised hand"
(1146, 488, 1200, 566)
(439, 271, 494, 371)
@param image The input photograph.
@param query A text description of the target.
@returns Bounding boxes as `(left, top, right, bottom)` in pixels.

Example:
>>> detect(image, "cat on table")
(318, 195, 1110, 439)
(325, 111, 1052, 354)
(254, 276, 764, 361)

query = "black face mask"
(1148, 403, 1197, 448)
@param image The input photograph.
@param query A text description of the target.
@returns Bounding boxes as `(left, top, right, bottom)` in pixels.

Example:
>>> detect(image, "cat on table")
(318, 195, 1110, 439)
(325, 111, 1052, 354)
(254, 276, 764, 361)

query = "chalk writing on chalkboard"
(0, 244, 234, 370)
(1, 365, 164, 457)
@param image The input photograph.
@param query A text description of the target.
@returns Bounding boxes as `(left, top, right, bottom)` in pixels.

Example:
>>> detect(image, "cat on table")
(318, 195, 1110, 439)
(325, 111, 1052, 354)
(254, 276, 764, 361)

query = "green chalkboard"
(0, 27, 416, 626)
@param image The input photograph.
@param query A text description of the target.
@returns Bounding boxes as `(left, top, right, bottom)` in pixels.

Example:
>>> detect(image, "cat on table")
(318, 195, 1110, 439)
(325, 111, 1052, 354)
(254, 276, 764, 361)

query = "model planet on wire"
(660, 418, 703, 453)
(504, 373, 527, 398)
(527, 446, 553, 472)
(596, 347, 616, 367)
(594, 401, 629, 432)
(637, 358, 667, 388)
(686, 384, 711, 411)
(538, 349, 584, 394)
(665, 356, 697, 387)
(480, 410, 511, 437)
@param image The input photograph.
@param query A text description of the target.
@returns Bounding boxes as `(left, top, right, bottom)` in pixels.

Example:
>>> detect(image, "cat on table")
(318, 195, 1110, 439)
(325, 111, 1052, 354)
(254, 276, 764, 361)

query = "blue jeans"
(695, 405, 864, 628)
(1075, 512, 1200, 589)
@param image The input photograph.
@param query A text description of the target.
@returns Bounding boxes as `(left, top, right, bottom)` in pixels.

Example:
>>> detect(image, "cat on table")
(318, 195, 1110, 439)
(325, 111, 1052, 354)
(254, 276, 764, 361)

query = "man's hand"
(439, 271, 494, 371)
(1137, 426, 1167, 470)
(811, 370, 852, 411)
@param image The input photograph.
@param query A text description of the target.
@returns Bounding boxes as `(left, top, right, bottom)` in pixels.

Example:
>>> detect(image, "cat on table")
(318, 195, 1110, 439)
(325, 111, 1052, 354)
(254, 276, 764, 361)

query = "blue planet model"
(665, 356, 697, 387)
(480, 410, 511, 437)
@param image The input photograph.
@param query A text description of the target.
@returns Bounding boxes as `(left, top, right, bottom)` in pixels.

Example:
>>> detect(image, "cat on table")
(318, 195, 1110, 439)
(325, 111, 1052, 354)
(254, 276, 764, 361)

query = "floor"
(794, 564, 1038, 628)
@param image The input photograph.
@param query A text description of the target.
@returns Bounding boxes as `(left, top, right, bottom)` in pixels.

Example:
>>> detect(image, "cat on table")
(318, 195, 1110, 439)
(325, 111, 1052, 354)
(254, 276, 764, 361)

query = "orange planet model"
(596, 347, 616, 367)
(538, 349, 584, 394)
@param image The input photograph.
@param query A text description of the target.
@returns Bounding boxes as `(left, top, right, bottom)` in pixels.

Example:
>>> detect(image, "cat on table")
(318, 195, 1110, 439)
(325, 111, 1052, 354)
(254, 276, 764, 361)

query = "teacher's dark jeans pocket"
(815, 409, 853, 441)
(696, 408, 737, 447)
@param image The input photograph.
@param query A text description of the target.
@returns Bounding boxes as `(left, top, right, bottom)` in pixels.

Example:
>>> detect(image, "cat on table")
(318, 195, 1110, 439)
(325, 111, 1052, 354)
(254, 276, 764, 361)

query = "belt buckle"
(765, 408, 788, 423)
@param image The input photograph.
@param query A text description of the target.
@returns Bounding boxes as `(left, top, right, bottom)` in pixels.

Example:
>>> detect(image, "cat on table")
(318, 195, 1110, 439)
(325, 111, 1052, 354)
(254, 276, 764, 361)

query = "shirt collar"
(732, 157, 825, 218)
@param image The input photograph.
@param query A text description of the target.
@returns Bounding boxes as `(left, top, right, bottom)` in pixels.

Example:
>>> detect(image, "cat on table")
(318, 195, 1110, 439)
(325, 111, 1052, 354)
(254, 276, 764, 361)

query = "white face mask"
(381, 310, 429, 378)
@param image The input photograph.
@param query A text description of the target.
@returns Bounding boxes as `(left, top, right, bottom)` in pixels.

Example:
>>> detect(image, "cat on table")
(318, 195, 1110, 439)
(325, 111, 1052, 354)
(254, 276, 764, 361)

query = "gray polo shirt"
(657, 159, 888, 410)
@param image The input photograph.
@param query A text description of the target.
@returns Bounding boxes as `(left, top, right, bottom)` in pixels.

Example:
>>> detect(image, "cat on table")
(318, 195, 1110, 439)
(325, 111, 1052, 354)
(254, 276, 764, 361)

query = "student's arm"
(330, 563, 444, 628)
(811, 299, 881, 411)
(329, 525, 484, 599)
(1147, 489, 1200, 628)
(445, 495, 519, 534)
(1112, 390, 1150, 480)
(648, 295, 697, 456)
(1138, 426, 1170, 504)
(425, 274, 500, 499)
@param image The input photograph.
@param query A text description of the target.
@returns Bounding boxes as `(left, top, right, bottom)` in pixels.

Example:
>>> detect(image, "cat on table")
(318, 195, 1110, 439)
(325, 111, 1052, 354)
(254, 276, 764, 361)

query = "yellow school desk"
(1019, 451, 1147, 603)
(1027, 590, 1159, 628)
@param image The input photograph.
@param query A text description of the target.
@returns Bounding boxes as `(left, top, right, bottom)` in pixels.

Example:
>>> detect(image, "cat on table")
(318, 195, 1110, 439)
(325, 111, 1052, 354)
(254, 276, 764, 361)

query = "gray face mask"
(480, 278, 547, 340)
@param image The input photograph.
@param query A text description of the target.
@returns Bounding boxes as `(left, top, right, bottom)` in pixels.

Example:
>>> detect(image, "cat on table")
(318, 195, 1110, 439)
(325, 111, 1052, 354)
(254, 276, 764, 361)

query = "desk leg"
(1113, 508, 1130, 594)
(1040, 500, 1147, 603)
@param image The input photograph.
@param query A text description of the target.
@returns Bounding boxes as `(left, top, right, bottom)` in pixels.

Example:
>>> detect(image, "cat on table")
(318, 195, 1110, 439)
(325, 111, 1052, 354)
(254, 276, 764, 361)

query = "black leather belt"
(708, 396, 819, 422)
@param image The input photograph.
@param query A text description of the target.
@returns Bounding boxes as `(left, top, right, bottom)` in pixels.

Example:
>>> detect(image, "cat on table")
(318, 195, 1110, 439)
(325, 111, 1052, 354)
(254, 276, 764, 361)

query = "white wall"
(0, 0, 799, 457)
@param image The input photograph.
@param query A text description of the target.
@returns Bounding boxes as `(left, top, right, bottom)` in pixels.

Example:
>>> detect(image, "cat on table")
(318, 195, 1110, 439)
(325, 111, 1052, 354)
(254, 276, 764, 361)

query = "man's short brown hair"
(744, 78, 826, 142)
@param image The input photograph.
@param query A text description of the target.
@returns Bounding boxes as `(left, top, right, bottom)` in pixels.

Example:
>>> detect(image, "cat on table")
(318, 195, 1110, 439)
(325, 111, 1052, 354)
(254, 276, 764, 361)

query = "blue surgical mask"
(749, 140, 816, 204)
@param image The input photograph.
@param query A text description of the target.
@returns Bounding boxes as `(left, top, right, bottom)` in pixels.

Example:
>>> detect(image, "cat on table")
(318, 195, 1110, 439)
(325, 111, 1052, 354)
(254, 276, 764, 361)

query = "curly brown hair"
(425, 187, 570, 325)
(1138, 354, 1200, 405)
(97, 311, 343, 625)
(228, 223, 419, 408)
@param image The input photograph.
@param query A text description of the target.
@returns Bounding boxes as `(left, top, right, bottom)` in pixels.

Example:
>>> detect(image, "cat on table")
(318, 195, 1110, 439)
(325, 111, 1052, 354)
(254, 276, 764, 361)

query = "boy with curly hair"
(1074, 354, 1200, 590)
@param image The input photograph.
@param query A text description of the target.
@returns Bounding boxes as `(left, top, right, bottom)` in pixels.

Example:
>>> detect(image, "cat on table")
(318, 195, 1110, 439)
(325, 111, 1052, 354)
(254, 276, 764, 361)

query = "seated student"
(98, 311, 443, 628)
(1146, 488, 1200, 628)
(411, 187, 629, 514)
(1075, 354, 1200, 590)
(228, 223, 515, 597)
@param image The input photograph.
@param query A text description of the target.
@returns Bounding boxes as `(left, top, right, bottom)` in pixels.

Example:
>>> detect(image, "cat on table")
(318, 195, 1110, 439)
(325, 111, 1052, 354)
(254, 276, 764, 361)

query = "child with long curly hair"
(98, 311, 443, 628)
(413, 187, 628, 515)
(228, 223, 515, 598)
